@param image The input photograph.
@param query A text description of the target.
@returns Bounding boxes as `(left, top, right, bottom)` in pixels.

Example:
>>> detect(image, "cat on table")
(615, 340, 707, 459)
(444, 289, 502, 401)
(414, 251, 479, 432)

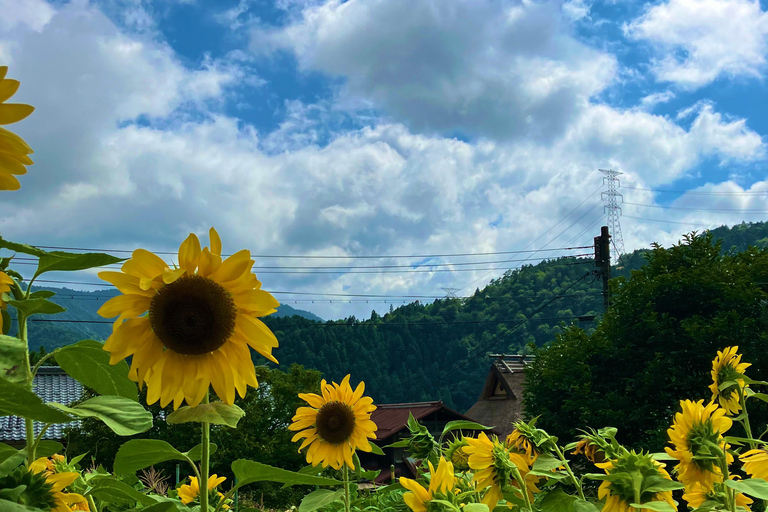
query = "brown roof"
(371, 401, 473, 440)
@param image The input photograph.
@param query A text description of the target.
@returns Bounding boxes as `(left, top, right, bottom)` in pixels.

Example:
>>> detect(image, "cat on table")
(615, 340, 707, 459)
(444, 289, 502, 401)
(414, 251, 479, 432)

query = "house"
(0, 366, 82, 448)
(465, 354, 530, 439)
(359, 400, 489, 484)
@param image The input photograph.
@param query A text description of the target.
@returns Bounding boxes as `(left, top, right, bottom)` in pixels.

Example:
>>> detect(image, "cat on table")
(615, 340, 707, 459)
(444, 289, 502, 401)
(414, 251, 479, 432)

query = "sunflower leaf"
(725, 478, 768, 500)
(629, 502, 676, 512)
(55, 340, 137, 401)
(87, 476, 158, 506)
(186, 443, 218, 461)
(532, 454, 564, 472)
(6, 298, 65, 317)
(114, 440, 190, 475)
(0, 237, 47, 258)
(231, 459, 343, 489)
(573, 500, 600, 512)
(0, 335, 27, 384)
(369, 442, 385, 456)
(48, 395, 152, 436)
(166, 402, 245, 428)
(440, 420, 494, 437)
(33, 251, 124, 278)
(462, 505, 489, 512)
(0, 376, 74, 423)
(299, 489, 345, 512)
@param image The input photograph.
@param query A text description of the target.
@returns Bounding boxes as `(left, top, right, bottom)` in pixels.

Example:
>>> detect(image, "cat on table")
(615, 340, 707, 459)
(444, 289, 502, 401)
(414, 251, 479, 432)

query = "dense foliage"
(525, 231, 768, 451)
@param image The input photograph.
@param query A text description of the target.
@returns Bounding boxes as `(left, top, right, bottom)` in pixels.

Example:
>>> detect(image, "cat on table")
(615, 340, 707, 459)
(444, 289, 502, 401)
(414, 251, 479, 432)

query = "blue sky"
(1, 0, 767, 319)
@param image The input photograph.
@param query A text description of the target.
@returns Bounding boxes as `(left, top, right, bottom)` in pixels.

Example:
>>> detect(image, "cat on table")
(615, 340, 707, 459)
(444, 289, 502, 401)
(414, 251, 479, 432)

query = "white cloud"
(639, 91, 676, 110)
(626, 0, 768, 88)
(0, 0, 54, 32)
(254, 0, 617, 141)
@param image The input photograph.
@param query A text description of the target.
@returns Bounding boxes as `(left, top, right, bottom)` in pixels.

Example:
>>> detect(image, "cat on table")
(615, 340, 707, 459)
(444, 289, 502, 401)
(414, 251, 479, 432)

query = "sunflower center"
(315, 401, 356, 445)
(149, 275, 237, 355)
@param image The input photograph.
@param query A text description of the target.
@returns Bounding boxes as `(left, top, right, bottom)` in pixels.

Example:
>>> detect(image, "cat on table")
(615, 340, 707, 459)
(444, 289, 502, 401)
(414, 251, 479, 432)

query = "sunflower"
(740, 448, 768, 480)
(98, 228, 280, 409)
(665, 399, 733, 491)
(289, 374, 377, 470)
(178, 474, 227, 507)
(0, 270, 14, 332)
(709, 346, 751, 415)
(445, 437, 471, 471)
(13, 457, 89, 512)
(596, 453, 677, 512)
(465, 433, 538, 507)
(506, 421, 541, 465)
(400, 456, 456, 512)
(0, 66, 34, 190)
(572, 438, 605, 464)
(682, 481, 752, 511)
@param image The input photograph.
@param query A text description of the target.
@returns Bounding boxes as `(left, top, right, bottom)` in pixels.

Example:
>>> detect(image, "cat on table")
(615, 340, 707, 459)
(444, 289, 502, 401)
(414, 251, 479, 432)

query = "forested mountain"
(14, 221, 768, 412)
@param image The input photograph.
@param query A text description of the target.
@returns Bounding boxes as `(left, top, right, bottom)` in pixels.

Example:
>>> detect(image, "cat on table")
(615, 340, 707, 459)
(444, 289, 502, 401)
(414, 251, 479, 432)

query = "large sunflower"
(596, 453, 677, 512)
(98, 228, 280, 409)
(709, 346, 751, 415)
(683, 481, 752, 511)
(289, 375, 377, 470)
(740, 448, 768, 480)
(665, 399, 733, 491)
(465, 433, 538, 507)
(400, 456, 456, 512)
(0, 66, 34, 190)
(20, 457, 88, 512)
(178, 474, 228, 508)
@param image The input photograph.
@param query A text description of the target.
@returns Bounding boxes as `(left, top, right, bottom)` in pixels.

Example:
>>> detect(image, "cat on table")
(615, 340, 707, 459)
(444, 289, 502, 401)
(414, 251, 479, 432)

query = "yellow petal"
(0, 103, 34, 125)
(210, 228, 222, 256)
(0, 79, 20, 103)
(178, 233, 201, 273)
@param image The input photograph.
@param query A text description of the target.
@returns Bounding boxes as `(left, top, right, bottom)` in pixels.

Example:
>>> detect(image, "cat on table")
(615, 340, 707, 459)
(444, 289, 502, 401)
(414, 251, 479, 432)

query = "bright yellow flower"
(98, 228, 280, 409)
(683, 481, 752, 511)
(665, 399, 732, 492)
(0, 271, 14, 332)
(596, 453, 676, 512)
(178, 474, 226, 505)
(709, 346, 751, 415)
(506, 427, 538, 465)
(572, 438, 605, 464)
(400, 456, 456, 512)
(445, 437, 471, 471)
(0, 66, 34, 190)
(29, 457, 89, 512)
(465, 433, 538, 507)
(740, 448, 768, 480)
(289, 374, 378, 470)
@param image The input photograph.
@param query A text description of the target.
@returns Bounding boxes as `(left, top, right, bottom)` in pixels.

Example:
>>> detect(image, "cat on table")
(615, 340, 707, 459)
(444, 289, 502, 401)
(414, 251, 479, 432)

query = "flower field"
(3, 65, 768, 512)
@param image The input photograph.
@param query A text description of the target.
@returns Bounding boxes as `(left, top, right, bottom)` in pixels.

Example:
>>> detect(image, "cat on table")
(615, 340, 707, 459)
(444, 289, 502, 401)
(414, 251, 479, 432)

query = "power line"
(622, 215, 712, 226)
(624, 202, 768, 213)
(622, 185, 768, 196)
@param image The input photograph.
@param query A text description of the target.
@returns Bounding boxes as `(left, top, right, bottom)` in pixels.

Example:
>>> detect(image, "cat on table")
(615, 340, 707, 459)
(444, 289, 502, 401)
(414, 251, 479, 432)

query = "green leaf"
(0, 377, 74, 423)
(718, 380, 739, 392)
(232, 459, 343, 489)
(0, 335, 27, 384)
(166, 402, 245, 428)
(0, 499, 49, 512)
(532, 454, 563, 472)
(186, 443, 218, 461)
(529, 469, 569, 479)
(369, 442, 385, 456)
(114, 440, 189, 475)
(56, 340, 138, 401)
(0, 486, 26, 502)
(0, 444, 16, 463)
(6, 298, 65, 317)
(299, 489, 344, 512)
(0, 237, 47, 258)
(463, 504, 490, 512)
(429, 500, 460, 512)
(642, 477, 684, 493)
(725, 479, 768, 500)
(49, 395, 152, 436)
(1, 310, 10, 335)
(36, 441, 63, 458)
(29, 291, 55, 299)
(382, 439, 409, 449)
(650, 453, 676, 461)
(629, 502, 676, 512)
(441, 420, 494, 437)
(748, 393, 768, 405)
(34, 251, 123, 278)
(87, 477, 156, 506)
(573, 500, 600, 512)
(0, 451, 25, 476)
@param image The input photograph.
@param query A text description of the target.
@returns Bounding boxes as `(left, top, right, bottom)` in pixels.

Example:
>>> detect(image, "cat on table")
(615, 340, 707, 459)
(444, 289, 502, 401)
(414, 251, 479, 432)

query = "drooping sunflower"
(597, 452, 678, 512)
(289, 374, 377, 470)
(0, 66, 34, 190)
(98, 228, 280, 409)
(178, 474, 228, 508)
(0, 457, 91, 512)
(0, 270, 15, 332)
(400, 456, 456, 512)
(465, 432, 538, 507)
(709, 346, 751, 416)
(445, 437, 471, 471)
(665, 399, 733, 491)
(572, 438, 605, 464)
(506, 420, 541, 465)
(682, 481, 752, 511)
(740, 448, 768, 480)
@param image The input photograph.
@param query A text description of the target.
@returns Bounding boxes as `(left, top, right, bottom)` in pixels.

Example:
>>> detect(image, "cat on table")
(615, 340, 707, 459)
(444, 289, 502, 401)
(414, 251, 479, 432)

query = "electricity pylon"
(599, 169, 626, 260)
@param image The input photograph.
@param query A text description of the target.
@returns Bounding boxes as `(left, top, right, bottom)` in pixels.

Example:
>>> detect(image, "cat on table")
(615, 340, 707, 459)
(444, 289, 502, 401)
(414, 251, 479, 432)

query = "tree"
(524, 233, 768, 451)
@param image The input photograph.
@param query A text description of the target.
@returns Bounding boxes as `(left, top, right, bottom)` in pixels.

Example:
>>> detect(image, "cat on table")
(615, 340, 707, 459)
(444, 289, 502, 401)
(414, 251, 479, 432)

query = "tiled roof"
(370, 401, 474, 440)
(0, 366, 83, 442)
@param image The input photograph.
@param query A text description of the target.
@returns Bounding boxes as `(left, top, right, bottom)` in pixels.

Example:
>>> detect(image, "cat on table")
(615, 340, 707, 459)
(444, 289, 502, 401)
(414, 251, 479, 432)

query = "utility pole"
(594, 225, 611, 311)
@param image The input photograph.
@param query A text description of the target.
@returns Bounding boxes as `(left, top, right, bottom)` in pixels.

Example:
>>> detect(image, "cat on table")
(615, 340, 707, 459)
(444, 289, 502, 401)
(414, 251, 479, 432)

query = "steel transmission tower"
(599, 169, 626, 260)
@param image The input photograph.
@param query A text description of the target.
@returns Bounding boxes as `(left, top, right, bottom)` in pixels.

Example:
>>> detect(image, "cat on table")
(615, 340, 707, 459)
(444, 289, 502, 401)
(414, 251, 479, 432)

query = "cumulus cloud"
(254, 0, 617, 141)
(626, 0, 768, 88)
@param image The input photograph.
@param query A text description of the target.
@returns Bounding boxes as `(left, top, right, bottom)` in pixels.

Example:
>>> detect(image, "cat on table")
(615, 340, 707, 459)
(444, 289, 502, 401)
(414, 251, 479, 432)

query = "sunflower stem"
(552, 444, 585, 500)
(511, 466, 532, 512)
(201, 392, 211, 512)
(18, 308, 36, 466)
(343, 464, 351, 512)
(87, 494, 99, 512)
(737, 385, 756, 449)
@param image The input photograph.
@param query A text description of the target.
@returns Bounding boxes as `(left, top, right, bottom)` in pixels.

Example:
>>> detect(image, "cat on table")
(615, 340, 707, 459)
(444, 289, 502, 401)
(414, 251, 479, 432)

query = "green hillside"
(13, 221, 768, 412)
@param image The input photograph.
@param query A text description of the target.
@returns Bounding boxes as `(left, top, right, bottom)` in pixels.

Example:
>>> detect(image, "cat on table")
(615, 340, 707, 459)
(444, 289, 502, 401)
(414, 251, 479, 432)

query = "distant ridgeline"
(13, 221, 768, 413)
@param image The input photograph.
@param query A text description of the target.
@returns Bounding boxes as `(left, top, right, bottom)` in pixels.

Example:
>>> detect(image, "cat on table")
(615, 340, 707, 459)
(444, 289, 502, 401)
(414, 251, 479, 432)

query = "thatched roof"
(464, 355, 530, 438)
